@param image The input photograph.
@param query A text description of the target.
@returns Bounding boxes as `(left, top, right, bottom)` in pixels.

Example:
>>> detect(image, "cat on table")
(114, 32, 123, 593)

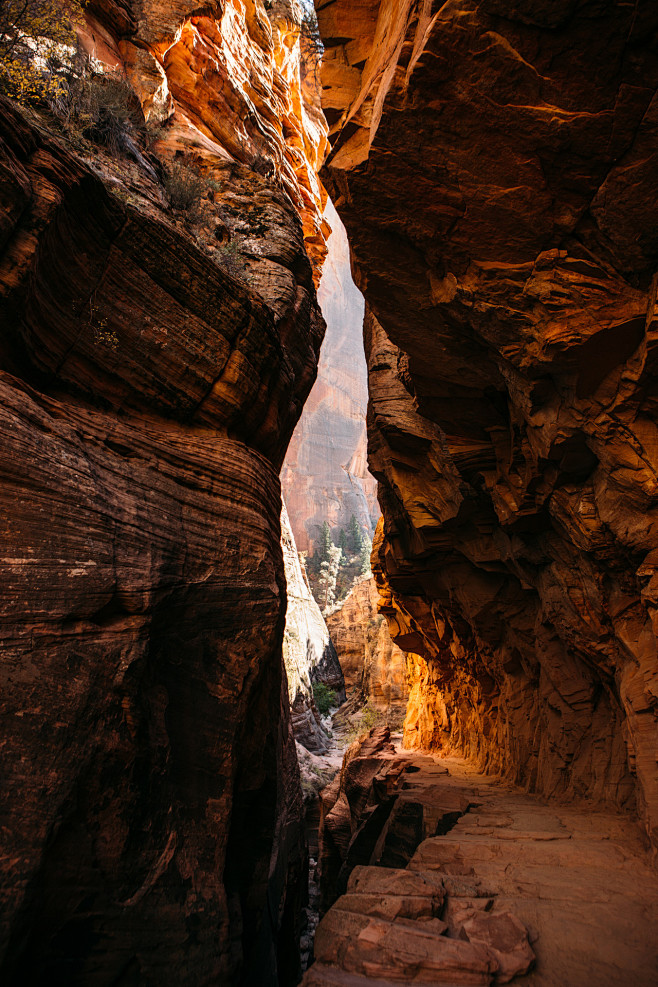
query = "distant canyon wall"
(317, 0, 658, 847)
(282, 199, 378, 554)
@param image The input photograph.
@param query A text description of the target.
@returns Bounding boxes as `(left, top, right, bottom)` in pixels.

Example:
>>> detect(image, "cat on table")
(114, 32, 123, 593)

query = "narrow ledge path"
(302, 734, 658, 986)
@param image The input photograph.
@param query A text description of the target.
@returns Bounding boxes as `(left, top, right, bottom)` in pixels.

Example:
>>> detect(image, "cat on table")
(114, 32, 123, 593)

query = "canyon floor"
(304, 737, 658, 986)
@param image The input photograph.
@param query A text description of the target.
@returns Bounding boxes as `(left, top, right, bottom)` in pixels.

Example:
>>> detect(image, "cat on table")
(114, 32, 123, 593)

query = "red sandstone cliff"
(317, 0, 658, 848)
(0, 0, 330, 981)
(82, 0, 330, 277)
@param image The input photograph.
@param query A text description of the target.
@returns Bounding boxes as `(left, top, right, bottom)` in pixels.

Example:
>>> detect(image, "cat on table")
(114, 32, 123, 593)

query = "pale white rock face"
(282, 200, 379, 553)
(281, 499, 345, 751)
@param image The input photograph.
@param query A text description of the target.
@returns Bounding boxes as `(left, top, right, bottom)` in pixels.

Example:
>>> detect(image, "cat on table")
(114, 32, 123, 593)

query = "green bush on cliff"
(312, 682, 337, 715)
(163, 160, 206, 214)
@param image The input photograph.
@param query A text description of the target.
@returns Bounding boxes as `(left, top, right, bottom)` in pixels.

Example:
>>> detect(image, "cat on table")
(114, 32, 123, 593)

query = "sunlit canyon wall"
(316, 0, 658, 848)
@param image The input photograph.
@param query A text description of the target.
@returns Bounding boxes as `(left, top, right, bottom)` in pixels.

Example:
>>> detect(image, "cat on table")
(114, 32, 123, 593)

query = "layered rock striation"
(326, 576, 409, 719)
(83, 0, 330, 277)
(0, 60, 321, 985)
(0, 0, 340, 980)
(307, 734, 658, 987)
(317, 0, 658, 846)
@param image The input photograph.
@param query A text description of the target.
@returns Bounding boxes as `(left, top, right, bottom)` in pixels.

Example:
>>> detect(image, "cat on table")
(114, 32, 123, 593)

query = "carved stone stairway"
(302, 729, 658, 986)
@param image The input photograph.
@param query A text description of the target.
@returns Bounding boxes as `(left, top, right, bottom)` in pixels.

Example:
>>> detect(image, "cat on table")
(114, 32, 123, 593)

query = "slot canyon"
(1, 0, 658, 985)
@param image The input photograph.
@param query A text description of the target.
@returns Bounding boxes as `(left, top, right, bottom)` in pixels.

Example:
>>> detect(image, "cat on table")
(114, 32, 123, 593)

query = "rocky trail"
(303, 729, 658, 987)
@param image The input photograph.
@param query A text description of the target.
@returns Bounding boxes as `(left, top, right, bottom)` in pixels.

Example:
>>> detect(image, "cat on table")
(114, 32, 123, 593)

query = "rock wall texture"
(325, 576, 409, 718)
(82, 0, 330, 278)
(282, 499, 346, 751)
(282, 199, 378, 553)
(317, 0, 658, 847)
(0, 42, 322, 984)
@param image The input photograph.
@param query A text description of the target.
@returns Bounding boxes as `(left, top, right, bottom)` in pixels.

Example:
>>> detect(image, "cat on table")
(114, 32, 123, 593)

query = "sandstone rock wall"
(0, 62, 321, 985)
(317, 0, 658, 846)
(282, 499, 346, 751)
(326, 576, 409, 719)
(82, 0, 330, 277)
(282, 198, 377, 553)
(0, 0, 338, 979)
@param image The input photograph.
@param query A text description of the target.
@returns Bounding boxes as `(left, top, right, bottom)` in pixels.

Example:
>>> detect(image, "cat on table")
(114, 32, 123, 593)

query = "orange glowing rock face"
(325, 576, 409, 718)
(83, 0, 329, 280)
(318, 0, 658, 849)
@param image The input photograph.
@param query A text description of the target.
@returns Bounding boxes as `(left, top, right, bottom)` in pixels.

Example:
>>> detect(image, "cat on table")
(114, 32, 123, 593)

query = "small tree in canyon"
(314, 520, 332, 565)
(317, 544, 342, 612)
(348, 514, 364, 554)
(359, 533, 372, 577)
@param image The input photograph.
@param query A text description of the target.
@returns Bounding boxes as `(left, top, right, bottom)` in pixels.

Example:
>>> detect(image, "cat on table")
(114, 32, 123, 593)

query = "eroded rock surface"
(318, 0, 658, 845)
(83, 0, 330, 277)
(0, 81, 320, 984)
(325, 576, 409, 718)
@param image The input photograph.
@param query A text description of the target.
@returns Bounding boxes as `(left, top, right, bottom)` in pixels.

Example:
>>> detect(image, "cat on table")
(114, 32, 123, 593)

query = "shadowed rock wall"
(0, 0, 337, 980)
(317, 0, 658, 846)
(0, 56, 320, 987)
(282, 499, 346, 751)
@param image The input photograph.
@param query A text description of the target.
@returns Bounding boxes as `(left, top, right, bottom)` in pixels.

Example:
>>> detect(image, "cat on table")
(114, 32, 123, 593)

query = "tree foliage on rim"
(0, 0, 85, 102)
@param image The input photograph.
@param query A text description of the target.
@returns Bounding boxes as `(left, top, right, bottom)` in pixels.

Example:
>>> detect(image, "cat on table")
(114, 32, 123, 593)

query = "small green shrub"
(163, 160, 206, 214)
(215, 238, 246, 280)
(341, 700, 385, 744)
(55, 70, 145, 155)
(313, 682, 337, 715)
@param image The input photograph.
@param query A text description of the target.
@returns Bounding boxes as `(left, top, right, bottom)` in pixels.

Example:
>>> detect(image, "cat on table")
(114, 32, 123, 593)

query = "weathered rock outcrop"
(317, 0, 658, 846)
(0, 70, 321, 986)
(0, 0, 338, 980)
(316, 727, 466, 911)
(82, 0, 330, 277)
(282, 199, 377, 553)
(325, 576, 409, 718)
(282, 500, 346, 751)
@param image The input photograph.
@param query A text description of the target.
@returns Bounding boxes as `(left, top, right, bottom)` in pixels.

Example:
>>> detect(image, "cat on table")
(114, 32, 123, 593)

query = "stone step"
(313, 910, 500, 984)
(304, 962, 469, 987)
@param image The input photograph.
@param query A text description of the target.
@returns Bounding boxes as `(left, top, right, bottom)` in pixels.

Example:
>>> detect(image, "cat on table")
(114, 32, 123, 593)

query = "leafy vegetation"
(307, 514, 374, 610)
(215, 238, 247, 281)
(58, 70, 147, 155)
(317, 544, 342, 611)
(312, 682, 337, 715)
(0, 0, 84, 102)
(163, 159, 206, 213)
